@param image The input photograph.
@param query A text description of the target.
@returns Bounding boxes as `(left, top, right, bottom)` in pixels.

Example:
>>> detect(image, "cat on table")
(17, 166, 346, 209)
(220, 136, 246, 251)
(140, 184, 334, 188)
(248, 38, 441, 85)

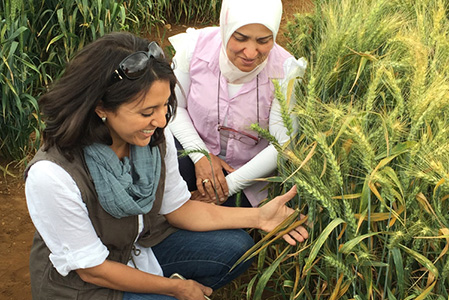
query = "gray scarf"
(84, 143, 161, 219)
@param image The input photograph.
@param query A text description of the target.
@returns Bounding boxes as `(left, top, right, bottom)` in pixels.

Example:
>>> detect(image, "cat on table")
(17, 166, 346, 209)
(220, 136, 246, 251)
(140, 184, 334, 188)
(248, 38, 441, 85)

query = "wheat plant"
(246, 0, 449, 298)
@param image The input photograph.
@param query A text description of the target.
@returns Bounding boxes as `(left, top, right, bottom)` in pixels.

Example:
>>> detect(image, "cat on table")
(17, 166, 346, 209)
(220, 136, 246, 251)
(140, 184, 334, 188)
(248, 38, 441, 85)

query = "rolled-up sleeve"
(25, 161, 109, 276)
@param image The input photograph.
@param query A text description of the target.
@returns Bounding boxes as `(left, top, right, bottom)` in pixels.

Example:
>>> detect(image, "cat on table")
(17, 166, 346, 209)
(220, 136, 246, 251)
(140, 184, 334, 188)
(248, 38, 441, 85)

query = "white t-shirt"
(25, 128, 191, 277)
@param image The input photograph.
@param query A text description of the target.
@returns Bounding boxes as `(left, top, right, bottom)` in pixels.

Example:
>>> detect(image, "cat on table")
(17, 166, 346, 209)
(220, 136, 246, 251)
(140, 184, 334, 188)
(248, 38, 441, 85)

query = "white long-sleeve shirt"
(25, 128, 191, 276)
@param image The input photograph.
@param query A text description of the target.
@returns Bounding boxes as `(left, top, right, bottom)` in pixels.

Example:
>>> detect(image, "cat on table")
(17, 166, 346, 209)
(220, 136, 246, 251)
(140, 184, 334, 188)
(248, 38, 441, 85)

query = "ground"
(0, 1, 312, 299)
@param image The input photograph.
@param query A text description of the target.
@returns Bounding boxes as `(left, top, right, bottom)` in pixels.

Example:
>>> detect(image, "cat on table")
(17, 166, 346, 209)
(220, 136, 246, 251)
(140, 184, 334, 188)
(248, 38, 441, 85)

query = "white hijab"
(219, 0, 283, 84)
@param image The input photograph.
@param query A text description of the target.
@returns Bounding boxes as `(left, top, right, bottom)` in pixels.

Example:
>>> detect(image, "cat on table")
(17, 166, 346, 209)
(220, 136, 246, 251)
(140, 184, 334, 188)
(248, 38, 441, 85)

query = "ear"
(95, 101, 106, 119)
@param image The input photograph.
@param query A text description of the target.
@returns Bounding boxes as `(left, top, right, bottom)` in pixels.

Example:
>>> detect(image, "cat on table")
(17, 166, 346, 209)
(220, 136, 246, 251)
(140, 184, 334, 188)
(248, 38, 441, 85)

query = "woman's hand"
(172, 278, 212, 300)
(190, 190, 215, 203)
(258, 186, 308, 245)
(194, 154, 235, 204)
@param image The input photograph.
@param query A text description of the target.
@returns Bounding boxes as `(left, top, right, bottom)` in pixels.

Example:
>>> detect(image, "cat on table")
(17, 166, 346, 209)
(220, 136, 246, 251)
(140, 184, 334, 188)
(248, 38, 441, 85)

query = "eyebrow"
(141, 99, 169, 111)
(233, 31, 273, 40)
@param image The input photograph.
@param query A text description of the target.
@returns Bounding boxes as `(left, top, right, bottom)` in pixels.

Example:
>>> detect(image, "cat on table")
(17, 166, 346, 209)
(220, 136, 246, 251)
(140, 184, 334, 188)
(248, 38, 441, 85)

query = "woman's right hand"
(172, 278, 212, 300)
(194, 154, 235, 204)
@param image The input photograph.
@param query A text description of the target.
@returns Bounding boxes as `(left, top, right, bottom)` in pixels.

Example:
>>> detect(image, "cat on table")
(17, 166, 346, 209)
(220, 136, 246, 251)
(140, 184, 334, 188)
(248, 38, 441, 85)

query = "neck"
(111, 143, 130, 160)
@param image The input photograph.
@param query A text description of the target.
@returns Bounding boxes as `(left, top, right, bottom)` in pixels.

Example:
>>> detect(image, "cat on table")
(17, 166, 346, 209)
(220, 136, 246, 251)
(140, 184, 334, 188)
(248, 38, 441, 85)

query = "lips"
(140, 129, 155, 138)
(240, 57, 256, 66)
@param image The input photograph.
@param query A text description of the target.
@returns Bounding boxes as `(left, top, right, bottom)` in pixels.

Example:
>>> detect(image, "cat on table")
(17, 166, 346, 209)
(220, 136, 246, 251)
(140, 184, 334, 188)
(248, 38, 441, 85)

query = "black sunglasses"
(109, 41, 165, 85)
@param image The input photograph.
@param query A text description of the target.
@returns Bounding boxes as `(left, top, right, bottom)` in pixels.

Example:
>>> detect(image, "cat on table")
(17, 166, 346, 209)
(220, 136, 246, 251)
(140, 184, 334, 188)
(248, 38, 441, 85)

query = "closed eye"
(233, 33, 248, 42)
(141, 100, 169, 117)
(141, 112, 154, 117)
(257, 36, 273, 44)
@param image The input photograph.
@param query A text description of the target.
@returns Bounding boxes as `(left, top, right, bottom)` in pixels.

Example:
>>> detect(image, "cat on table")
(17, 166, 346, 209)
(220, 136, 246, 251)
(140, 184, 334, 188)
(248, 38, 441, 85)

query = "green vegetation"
(247, 0, 449, 298)
(0, 0, 221, 161)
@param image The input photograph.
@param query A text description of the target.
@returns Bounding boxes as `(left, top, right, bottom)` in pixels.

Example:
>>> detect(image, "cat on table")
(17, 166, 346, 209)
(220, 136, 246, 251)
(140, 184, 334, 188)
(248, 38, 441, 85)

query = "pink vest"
(187, 27, 292, 205)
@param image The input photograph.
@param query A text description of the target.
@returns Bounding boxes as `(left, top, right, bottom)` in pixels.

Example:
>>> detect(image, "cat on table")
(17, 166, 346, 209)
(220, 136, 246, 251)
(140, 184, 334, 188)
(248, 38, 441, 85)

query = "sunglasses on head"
(109, 41, 165, 86)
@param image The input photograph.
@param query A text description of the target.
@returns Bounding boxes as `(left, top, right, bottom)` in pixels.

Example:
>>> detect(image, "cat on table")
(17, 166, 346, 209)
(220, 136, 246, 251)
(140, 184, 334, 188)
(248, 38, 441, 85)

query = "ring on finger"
(202, 178, 210, 184)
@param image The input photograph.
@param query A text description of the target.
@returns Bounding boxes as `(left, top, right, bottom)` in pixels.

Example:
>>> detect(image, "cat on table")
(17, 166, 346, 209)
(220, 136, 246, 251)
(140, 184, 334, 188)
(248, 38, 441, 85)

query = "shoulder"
(163, 127, 175, 151)
(270, 44, 308, 76)
(265, 44, 295, 73)
(168, 26, 219, 49)
(265, 44, 308, 82)
(26, 160, 79, 198)
(271, 43, 294, 60)
(264, 44, 294, 79)
(169, 27, 219, 56)
(162, 127, 177, 163)
(25, 147, 73, 178)
(169, 27, 220, 72)
(281, 56, 307, 85)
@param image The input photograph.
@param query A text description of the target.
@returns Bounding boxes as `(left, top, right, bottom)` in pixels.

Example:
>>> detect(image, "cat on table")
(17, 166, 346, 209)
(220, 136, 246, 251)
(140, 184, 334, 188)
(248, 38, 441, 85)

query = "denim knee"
(226, 229, 255, 258)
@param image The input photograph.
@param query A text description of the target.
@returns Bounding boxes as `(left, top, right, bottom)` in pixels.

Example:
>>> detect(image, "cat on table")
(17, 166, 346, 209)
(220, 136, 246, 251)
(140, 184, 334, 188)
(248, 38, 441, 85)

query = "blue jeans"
(123, 229, 254, 300)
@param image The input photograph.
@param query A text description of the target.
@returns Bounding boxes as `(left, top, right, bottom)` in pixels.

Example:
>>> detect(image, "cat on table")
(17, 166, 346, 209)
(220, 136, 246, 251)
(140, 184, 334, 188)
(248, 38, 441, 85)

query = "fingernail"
(220, 198, 225, 202)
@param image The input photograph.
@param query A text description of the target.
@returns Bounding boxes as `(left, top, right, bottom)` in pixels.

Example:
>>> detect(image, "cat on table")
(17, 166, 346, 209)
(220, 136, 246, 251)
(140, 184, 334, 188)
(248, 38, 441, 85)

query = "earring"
(101, 116, 106, 123)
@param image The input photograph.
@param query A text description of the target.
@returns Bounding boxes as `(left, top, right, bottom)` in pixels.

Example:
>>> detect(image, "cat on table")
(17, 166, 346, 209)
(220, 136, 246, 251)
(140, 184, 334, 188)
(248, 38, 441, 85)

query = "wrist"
(255, 207, 264, 230)
(191, 151, 206, 164)
(168, 278, 185, 298)
(225, 176, 237, 196)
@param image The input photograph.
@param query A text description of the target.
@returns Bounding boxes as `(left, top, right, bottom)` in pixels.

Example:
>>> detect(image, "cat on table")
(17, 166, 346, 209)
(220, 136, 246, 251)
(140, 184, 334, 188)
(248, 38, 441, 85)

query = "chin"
(135, 139, 151, 147)
(237, 65, 257, 72)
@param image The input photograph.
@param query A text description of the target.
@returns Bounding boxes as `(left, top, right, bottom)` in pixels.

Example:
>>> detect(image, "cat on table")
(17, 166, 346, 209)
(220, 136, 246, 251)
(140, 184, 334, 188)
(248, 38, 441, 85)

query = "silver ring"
(202, 179, 210, 184)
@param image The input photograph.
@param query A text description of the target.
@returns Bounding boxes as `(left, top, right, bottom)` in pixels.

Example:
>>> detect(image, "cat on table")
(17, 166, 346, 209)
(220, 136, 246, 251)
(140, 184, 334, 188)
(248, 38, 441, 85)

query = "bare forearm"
(167, 187, 309, 246)
(166, 200, 260, 231)
(76, 260, 178, 296)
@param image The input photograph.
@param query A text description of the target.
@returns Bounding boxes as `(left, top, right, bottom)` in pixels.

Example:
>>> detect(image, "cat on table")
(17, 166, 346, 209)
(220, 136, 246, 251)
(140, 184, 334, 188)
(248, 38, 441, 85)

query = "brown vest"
(25, 141, 177, 300)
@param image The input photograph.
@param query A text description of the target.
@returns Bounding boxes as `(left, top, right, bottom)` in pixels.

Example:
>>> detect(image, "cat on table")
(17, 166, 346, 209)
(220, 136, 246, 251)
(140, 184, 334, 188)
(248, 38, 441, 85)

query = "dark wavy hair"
(39, 32, 177, 159)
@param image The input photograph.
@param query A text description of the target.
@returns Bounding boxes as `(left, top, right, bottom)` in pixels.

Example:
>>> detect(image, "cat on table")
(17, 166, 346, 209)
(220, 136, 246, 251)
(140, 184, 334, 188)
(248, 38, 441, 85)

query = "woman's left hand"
(195, 154, 235, 204)
(258, 186, 308, 245)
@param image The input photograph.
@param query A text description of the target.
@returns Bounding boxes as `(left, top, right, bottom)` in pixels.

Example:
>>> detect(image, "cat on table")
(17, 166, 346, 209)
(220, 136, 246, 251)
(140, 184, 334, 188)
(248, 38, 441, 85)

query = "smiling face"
(96, 80, 170, 158)
(226, 23, 274, 72)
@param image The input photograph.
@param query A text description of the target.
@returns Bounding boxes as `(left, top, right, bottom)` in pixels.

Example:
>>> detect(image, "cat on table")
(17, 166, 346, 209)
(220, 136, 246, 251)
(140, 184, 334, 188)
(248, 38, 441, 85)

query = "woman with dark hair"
(24, 32, 308, 300)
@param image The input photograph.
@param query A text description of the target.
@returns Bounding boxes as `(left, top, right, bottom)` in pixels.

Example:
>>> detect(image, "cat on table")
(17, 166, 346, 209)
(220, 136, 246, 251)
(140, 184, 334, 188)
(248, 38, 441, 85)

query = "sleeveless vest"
(24, 140, 175, 300)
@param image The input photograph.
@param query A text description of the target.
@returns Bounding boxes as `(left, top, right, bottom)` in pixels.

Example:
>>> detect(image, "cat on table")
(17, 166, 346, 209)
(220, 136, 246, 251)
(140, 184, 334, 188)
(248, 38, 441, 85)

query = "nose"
(151, 107, 167, 128)
(242, 42, 258, 59)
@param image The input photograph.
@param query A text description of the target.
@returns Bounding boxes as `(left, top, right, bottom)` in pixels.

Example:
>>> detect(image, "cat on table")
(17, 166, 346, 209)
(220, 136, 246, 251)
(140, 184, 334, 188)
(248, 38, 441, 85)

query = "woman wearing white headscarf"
(169, 0, 306, 207)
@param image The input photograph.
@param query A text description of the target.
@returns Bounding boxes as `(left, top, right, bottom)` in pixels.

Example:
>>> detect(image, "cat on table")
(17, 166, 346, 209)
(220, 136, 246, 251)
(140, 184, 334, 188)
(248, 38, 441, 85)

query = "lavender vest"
(187, 28, 292, 205)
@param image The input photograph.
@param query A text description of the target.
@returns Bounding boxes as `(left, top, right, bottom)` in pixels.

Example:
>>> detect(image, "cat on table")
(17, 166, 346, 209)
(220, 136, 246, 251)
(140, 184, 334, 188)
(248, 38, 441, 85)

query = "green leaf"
(339, 231, 381, 254)
(265, 176, 284, 183)
(303, 218, 344, 273)
(398, 244, 438, 278)
(1, 26, 28, 44)
(374, 141, 416, 160)
(254, 246, 290, 300)
(391, 247, 405, 298)
(386, 287, 398, 300)
(46, 34, 64, 52)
